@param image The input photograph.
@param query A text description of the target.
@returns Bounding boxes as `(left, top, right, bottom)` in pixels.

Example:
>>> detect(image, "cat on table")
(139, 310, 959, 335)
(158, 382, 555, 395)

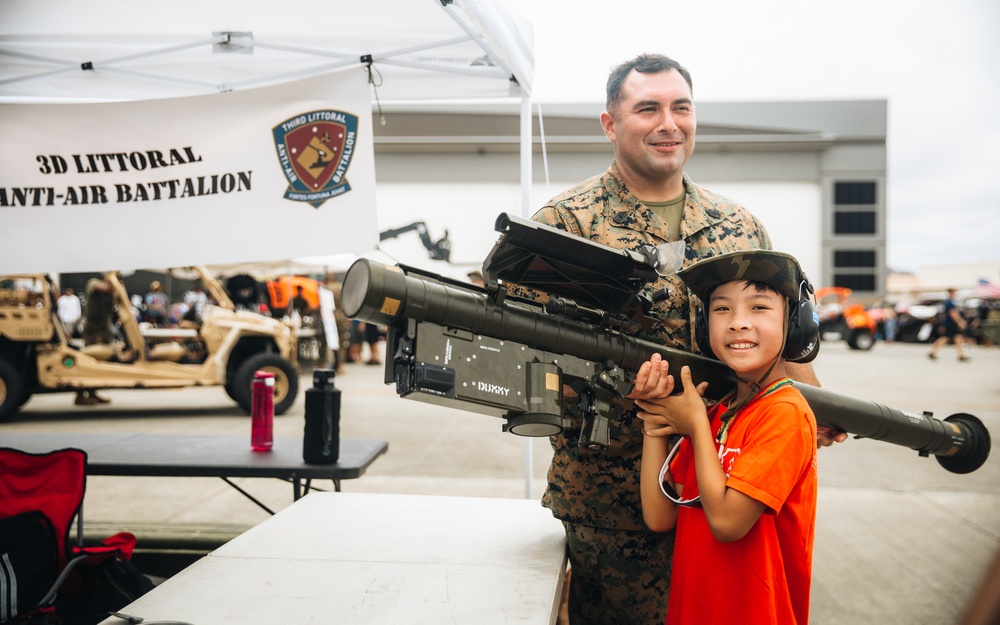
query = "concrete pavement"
(2, 340, 998, 624)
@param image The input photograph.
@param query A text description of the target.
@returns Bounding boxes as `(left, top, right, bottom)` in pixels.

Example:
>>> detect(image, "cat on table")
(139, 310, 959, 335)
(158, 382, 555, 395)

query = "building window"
(834, 182, 876, 205)
(833, 181, 878, 235)
(834, 273, 876, 292)
(834, 250, 876, 268)
(834, 212, 876, 234)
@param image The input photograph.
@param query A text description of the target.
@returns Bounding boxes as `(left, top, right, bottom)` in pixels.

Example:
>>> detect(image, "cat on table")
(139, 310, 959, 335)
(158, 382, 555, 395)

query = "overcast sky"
(509, 0, 999, 274)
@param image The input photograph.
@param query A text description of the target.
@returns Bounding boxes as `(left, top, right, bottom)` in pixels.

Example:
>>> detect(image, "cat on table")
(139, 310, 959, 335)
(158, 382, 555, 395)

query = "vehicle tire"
(15, 391, 32, 410)
(0, 358, 27, 422)
(231, 353, 300, 415)
(223, 373, 239, 402)
(847, 329, 875, 351)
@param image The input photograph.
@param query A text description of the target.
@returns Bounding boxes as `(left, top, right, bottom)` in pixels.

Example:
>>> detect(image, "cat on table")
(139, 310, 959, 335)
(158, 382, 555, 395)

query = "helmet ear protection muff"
(694, 305, 714, 359)
(784, 295, 820, 363)
(693, 280, 820, 363)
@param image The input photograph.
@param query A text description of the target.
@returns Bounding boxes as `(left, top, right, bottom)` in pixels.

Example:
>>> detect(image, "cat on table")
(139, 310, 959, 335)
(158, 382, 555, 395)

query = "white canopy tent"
(0, 0, 533, 103)
(0, 0, 534, 275)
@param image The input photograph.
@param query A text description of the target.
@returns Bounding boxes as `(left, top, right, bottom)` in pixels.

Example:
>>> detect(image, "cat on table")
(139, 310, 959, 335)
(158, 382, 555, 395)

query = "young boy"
(631, 250, 819, 625)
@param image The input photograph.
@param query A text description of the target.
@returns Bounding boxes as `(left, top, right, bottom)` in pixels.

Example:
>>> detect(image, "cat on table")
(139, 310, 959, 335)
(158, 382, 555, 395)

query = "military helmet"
(677, 249, 809, 305)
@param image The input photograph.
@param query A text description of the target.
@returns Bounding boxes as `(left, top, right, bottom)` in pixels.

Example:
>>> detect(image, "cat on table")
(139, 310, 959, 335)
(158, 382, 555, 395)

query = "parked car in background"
(893, 303, 940, 344)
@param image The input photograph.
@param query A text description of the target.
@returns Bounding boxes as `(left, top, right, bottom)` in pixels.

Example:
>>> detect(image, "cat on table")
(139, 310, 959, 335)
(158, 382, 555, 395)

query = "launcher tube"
(342, 258, 991, 474)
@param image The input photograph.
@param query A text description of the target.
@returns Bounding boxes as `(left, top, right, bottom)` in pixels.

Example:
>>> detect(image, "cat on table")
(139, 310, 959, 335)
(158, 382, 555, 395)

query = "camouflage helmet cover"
(678, 250, 808, 305)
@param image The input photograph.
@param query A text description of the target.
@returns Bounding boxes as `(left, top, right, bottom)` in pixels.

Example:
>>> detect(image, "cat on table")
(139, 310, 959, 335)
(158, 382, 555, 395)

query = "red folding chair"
(0, 447, 141, 624)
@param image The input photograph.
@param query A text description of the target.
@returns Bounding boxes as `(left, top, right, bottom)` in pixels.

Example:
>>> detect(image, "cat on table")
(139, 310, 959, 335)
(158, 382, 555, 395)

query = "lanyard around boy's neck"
(658, 376, 793, 508)
(715, 377, 793, 446)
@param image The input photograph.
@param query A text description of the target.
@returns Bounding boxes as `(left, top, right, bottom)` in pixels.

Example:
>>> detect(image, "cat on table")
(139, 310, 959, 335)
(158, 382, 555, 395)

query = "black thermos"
(303, 368, 340, 464)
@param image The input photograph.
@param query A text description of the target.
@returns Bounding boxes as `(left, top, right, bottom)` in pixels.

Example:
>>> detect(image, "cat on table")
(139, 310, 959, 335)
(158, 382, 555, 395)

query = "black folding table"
(0, 432, 388, 514)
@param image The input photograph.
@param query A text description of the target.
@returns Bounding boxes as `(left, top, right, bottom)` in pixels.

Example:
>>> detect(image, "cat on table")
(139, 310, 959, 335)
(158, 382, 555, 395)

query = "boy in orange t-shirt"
(631, 250, 819, 624)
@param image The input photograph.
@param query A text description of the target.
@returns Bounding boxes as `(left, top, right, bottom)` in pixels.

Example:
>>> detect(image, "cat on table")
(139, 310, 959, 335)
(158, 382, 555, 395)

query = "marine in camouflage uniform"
(524, 162, 772, 625)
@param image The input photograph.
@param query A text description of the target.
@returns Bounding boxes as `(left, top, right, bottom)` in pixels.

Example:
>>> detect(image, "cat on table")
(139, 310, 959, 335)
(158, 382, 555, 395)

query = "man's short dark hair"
(606, 53, 694, 114)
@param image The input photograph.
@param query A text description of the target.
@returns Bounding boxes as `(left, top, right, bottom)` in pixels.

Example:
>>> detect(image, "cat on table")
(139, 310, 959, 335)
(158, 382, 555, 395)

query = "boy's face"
(707, 280, 787, 379)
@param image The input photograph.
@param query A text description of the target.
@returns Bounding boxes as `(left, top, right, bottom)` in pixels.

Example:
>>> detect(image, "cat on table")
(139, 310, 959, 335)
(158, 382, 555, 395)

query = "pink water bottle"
(250, 370, 274, 451)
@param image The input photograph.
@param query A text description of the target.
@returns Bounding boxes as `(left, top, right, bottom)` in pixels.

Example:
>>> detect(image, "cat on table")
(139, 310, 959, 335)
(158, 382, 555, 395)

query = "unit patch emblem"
(272, 110, 358, 208)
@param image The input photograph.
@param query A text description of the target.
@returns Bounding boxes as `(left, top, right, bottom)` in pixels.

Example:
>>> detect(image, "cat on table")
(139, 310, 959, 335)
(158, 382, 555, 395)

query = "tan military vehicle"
(0, 267, 299, 421)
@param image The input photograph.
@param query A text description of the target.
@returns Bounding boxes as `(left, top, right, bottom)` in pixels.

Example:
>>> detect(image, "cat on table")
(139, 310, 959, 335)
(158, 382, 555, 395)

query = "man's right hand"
(817, 425, 848, 448)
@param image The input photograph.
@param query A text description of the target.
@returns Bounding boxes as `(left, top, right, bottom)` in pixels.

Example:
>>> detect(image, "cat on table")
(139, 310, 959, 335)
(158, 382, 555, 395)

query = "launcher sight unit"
(342, 213, 991, 474)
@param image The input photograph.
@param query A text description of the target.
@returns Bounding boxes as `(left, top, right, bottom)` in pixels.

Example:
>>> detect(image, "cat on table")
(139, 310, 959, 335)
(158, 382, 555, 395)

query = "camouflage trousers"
(564, 522, 675, 625)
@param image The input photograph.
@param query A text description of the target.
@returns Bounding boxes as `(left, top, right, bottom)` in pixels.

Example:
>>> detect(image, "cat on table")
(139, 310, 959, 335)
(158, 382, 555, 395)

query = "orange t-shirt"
(666, 385, 818, 625)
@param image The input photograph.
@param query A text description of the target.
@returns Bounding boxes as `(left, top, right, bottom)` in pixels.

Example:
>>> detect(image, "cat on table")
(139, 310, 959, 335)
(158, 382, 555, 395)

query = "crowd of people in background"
(921, 289, 1000, 361)
(58, 277, 216, 340)
(866, 294, 998, 350)
(65, 272, 390, 375)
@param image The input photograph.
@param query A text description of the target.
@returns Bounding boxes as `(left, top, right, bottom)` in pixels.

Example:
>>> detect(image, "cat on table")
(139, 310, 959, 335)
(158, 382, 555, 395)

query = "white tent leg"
(520, 90, 535, 500)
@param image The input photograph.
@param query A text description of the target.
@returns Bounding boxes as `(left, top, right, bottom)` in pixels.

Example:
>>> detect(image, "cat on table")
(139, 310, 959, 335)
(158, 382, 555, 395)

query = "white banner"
(0, 70, 378, 274)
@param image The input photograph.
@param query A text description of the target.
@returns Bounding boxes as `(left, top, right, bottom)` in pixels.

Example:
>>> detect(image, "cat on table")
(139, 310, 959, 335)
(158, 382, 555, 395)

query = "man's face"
(708, 281, 786, 380)
(601, 68, 696, 189)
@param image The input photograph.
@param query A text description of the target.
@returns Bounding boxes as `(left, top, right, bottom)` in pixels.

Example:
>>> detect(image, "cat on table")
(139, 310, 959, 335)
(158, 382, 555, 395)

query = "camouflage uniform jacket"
(531, 162, 773, 530)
